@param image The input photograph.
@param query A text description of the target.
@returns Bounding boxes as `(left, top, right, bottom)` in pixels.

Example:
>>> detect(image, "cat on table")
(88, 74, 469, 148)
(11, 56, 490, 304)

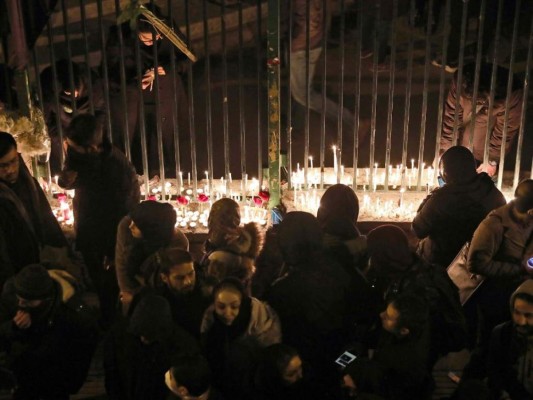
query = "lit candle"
(411, 158, 414, 172)
(205, 171, 208, 182)
(188, 172, 191, 186)
(309, 156, 313, 170)
(332, 146, 338, 176)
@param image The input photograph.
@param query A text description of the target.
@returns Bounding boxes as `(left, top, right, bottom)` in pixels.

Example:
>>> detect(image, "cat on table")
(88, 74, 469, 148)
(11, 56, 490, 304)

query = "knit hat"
(130, 201, 177, 246)
(317, 184, 360, 239)
(367, 225, 413, 273)
(440, 146, 477, 184)
(14, 264, 55, 300)
(129, 294, 173, 342)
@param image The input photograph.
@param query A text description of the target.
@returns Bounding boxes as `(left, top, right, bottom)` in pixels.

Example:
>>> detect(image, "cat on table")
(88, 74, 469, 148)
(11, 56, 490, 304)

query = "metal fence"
(4, 0, 533, 199)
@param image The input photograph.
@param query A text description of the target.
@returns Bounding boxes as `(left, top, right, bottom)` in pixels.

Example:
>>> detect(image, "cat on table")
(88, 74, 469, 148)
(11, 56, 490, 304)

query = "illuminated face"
(214, 288, 241, 326)
(380, 303, 403, 335)
(281, 355, 303, 385)
(512, 298, 533, 336)
(138, 31, 162, 46)
(0, 147, 19, 184)
(161, 262, 196, 295)
(129, 220, 143, 239)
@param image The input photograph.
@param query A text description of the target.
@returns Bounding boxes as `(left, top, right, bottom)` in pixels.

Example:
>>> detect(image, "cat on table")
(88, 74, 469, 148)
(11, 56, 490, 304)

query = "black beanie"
(514, 179, 533, 214)
(128, 294, 173, 342)
(440, 146, 477, 183)
(130, 201, 177, 246)
(14, 264, 55, 300)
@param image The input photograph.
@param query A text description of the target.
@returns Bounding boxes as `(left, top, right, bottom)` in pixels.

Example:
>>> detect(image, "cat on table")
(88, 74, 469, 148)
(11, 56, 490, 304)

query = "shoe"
(431, 57, 458, 73)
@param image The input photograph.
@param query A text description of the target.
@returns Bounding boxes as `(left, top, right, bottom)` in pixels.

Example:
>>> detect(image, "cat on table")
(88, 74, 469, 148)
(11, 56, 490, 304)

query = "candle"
(205, 171, 208, 182)
(411, 158, 414, 172)
(332, 146, 338, 176)
(187, 172, 191, 186)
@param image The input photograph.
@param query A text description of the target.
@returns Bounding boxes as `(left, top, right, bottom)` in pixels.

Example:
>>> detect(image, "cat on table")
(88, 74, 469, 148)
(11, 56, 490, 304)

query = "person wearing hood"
(201, 198, 261, 294)
(201, 277, 281, 398)
(0, 264, 99, 399)
(487, 279, 533, 399)
(366, 225, 467, 369)
(413, 145, 506, 268)
(0, 132, 68, 288)
(59, 113, 140, 327)
(115, 200, 189, 314)
(461, 179, 533, 381)
(40, 59, 105, 175)
(104, 294, 199, 400)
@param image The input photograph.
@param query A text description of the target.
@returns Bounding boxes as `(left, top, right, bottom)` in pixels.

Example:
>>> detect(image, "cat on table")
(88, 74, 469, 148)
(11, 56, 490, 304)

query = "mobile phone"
(335, 351, 357, 368)
(437, 175, 446, 187)
(526, 257, 533, 270)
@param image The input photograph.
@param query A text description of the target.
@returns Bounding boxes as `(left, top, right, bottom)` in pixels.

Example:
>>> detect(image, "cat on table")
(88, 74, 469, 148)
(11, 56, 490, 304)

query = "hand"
(120, 291, 134, 305)
(477, 163, 497, 177)
(141, 67, 166, 90)
(13, 310, 31, 329)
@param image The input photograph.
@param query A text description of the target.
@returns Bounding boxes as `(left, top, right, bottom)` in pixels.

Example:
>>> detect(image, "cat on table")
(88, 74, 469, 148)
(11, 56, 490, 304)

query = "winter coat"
(104, 320, 199, 400)
(201, 297, 281, 398)
(487, 280, 533, 399)
(440, 66, 523, 163)
(467, 202, 533, 283)
(413, 172, 506, 268)
(59, 139, 140, 257)
(115, 215, 189, 294)
(0, 155, 67, 287)
(0, 274, 99, 397)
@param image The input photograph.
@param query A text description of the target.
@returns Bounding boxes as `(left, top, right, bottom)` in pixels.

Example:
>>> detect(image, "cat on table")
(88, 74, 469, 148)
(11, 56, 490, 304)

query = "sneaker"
(431, 57, 458, 73)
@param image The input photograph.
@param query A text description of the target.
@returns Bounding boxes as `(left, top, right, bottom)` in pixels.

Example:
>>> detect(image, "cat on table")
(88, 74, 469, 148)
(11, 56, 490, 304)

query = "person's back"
(413, 146, 506, 267)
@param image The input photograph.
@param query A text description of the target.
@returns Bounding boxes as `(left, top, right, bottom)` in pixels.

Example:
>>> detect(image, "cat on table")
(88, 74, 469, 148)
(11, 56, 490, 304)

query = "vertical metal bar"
(468, 0, 487, 149)
(203, 0, 214, 188)
(336, 0, 346, 183)
(60, 0, 77, 113)
(267, 0, 281, 209)
(483, 0, 504, 166)
(384, 0, 398, 190)
(451, 0, 468, 145)
(319, 0, 327, 189)
(238, 3, 247, 189)
(46, 22, 65, 169)
(433, 0, 451, 167)
(168, 0, 182, 186)
(369, 1, 380, 190)
(400, 0, 415, 189)
(134, 28, 150, 199)
(351, 3, 362, 189)
(497, 0, 521, 190)
(79, 0, 94, 114)
(221, 0, 230, 193)
(114, 0, 132, 160)
(185, 0, 198, 196)
(303, 0, 310, 188)
(514, 14, 533, 187)
(256, 0, 263, 185)
(0, 38, 13, 108)
(416, 0, 433, 191)
(96, 0, 113, 142)
(286, 0, 292, 189)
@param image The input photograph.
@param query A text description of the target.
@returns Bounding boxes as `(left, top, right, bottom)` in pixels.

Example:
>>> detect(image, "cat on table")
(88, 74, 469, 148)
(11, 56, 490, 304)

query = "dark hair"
(514, 179, 533, 214)
(514, 292, 533, 306)
(212, 277, 246, 302)
(391, 292, 429, 336)
(440, 146, 477, 184)
(277, 212, 323, 268)
(256, 343, 300, 389)
(66, 113, 103, 146)
(130, 201, 177, 248)
(0, 131, 16, 157)
(159, 248, 193, 275)
(462, 62, 515, 101)
(49, 59, 83, 94)
(171, 355, 211, 396)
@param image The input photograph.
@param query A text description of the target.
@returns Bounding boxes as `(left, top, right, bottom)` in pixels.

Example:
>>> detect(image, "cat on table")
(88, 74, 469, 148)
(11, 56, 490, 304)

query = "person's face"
(161, 262, 196, 295)
(65, 137, 103, 155)
(214, 288, 241, 326)
(512, 298, 533, 337)
(129, 220, 143, 239)
(138, 31, 162, 46)
(0, 147, 19, 184)
(281, 355, 303, 385)
(380, 303, 408, 336)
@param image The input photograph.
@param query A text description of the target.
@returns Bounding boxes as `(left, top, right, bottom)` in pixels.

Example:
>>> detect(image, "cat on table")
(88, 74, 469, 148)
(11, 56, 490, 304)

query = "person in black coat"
(40, 59, 105, 174)
(0, 132, 68, 288)
(104, 4, 190, 177)
(104, 294, 200, 400)
(58, 113, 140, 327)
(413, 145, 506, 268)
(0, 264, 99, 399)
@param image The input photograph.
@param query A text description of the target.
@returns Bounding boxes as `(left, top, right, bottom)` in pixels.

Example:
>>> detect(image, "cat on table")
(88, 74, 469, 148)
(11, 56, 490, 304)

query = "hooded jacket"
(488, 280, 533, 399)
(413, 172, 506, 268)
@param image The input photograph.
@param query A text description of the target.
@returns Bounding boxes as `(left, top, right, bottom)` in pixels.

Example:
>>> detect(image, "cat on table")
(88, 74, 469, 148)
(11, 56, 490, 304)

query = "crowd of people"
(0, 108, 532, 398)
